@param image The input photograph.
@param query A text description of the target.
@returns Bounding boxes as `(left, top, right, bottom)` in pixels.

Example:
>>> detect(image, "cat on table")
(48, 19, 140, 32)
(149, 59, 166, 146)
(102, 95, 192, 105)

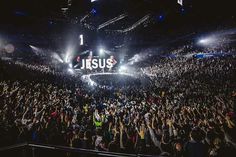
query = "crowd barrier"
(0, 143, 161, 157)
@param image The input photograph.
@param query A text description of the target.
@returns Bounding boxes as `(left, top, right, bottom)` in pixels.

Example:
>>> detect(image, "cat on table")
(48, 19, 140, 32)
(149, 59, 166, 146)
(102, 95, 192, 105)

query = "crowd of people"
(0, 48, 236, 157)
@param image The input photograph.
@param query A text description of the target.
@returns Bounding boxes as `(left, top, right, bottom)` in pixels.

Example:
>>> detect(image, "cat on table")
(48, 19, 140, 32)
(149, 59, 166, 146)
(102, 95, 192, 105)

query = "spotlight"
(64, 52, 72, 63)
(52, 53, 64, 63)
(91, 8, 97, 14)
(128, 54, 144, 65)
(199, 39, 209, 44)
(29, 45, 38, 51)
(99, 48, 104, 55)
(64, 47, 74, 63)
(69, 63, 73, 68)
(29, 45, 45, 56)
(156, 14, 165, 22)
(90, 81, 95, 86)
(159, 15, 164, 20)
(198, 36, 216, 46)
(119, 65, 127, 72)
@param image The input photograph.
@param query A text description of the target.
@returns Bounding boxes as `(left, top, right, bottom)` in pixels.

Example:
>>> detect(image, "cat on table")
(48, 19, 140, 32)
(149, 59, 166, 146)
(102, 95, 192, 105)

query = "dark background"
(0, 0, 235, 55)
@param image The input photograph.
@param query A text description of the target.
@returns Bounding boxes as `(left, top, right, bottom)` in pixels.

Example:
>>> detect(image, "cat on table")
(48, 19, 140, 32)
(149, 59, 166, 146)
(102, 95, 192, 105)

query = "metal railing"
(0, 143, 161, 157)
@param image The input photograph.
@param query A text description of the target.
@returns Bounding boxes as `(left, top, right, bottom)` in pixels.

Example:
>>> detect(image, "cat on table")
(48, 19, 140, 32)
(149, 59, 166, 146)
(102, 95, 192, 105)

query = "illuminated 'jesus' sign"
(81, 58, 116, 70)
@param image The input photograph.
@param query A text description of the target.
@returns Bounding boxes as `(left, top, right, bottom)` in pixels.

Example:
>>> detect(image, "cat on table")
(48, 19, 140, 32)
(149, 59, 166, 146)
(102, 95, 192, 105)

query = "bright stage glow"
(97, 47, 113, 56)
(197, 28, 236, 46)
(64, 54, 70, 63)
(52, 53, 64, 63)
(29, 45, 40, 54)
(81, 74, 97, 87)
(67, 68, 74, 74)
(199, 38, 211, 44)
(198, 36, 217, 46)
(199, 39, 206, 44)
(130, 54, 141, 64)
(29, 45, 44, 56)
(81, 72, 136, 88)
(69, 63, 73, 68)
(198, 37, 216, 46)
(99, 48, 104, 55)
(64, 47, 74, 63)
(119, 65, 127, 72)
(29, 45, 38, 50)
(127, 53, 148, 65)
(89, 80, 97, 87)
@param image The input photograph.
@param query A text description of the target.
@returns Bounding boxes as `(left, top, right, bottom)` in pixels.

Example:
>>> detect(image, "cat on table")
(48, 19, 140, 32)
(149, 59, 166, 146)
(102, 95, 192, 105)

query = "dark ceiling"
(0, 0, 235, 52)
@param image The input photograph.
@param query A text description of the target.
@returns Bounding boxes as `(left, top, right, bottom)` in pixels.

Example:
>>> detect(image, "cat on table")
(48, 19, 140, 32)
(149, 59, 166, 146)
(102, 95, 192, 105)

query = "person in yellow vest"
(93, 109, 105, 128)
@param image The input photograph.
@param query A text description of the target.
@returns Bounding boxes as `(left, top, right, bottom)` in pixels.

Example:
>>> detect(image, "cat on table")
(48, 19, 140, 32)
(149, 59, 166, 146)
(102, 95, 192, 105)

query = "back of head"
(190, 127, 203, 142)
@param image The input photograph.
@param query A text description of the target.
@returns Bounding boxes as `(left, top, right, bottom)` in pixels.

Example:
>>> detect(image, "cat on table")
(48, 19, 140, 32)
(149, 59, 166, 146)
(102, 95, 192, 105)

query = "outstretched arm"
(120, 122, 125, 149)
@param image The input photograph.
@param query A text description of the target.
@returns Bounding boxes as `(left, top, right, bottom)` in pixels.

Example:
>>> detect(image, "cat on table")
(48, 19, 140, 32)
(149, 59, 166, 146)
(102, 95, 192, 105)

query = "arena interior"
(0, 0, 236, 157)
